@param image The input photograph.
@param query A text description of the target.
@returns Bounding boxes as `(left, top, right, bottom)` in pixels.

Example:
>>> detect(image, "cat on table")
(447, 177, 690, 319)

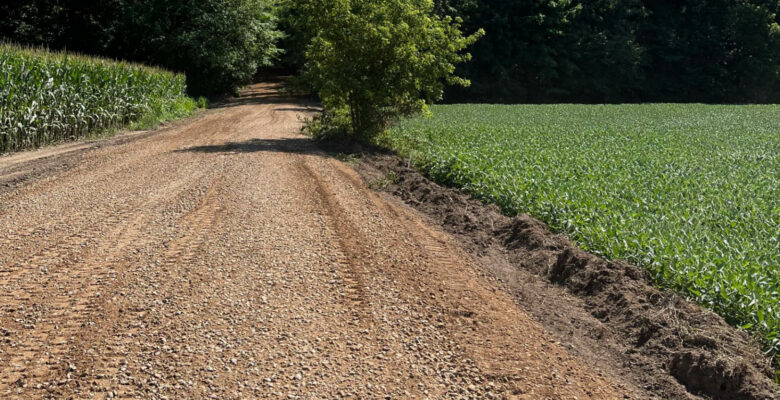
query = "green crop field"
(385, 104, 780, 363)
(0, 44, 200, 153)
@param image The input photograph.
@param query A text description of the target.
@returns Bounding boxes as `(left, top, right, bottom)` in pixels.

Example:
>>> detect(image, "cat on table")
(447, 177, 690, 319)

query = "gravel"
(0, 82, 638, 399)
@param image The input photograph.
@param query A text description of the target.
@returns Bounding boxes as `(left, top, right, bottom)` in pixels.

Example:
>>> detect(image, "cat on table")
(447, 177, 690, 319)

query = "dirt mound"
(354, 151, 779, 400)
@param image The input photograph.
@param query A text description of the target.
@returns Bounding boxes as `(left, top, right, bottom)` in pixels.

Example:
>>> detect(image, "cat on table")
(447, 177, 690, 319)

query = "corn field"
(0, 44, 191, 153)
(388, 104, 780, 366)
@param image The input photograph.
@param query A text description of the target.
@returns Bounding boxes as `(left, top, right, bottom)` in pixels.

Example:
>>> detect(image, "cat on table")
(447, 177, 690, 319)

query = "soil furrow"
(4, 80, 765, 400)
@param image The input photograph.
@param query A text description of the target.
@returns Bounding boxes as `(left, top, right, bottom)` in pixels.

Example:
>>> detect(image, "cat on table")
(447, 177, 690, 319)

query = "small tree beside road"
(292, 0, 483, 139)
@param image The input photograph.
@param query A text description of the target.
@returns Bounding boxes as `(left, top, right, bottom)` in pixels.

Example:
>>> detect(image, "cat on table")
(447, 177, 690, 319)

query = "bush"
(0, 44, 197, 152)
(291, 0, 483, 139)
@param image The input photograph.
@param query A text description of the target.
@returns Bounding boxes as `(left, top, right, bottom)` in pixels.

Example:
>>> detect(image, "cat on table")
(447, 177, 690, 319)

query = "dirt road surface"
(0, 82, 638, 399)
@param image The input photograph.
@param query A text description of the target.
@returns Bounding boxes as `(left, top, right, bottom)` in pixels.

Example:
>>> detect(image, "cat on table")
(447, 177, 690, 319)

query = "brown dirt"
(352, 152, 780, 400)
(0, 81, 644, 399)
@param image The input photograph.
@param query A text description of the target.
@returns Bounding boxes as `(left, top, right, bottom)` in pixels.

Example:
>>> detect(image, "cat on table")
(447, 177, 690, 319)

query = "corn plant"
(387, 103, 780, 368)
(0, 44, 192, 153)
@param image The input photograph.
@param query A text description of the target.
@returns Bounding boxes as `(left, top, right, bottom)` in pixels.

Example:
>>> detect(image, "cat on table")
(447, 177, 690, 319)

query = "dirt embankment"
(354, 152, 780, 400)
(1, 79, 776, 399)
(2, 81, 639, 399)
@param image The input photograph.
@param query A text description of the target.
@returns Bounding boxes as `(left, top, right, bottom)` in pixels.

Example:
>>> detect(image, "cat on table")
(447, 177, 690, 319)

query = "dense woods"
(0, 0, 281, 96)
(2, 0, 780, 102)
(432, 0, 780, 103)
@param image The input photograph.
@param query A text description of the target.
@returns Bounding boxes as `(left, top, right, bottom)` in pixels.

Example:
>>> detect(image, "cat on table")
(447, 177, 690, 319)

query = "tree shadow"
(175, 138, 324, 155)
(210, 91, 316, 109)
(210, 78, 318, 109)
(175, 137, 391, 158)
(274, 107, 322, 113)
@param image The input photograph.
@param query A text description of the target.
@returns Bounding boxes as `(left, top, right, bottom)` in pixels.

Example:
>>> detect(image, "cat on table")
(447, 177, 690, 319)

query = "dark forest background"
(0, 0, 280, 96)
(430, 0, 780, 103)
(3, 0, 780, 103)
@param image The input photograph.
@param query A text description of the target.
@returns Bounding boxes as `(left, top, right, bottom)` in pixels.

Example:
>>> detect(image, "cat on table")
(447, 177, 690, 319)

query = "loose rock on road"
(0, 82, 636, 399)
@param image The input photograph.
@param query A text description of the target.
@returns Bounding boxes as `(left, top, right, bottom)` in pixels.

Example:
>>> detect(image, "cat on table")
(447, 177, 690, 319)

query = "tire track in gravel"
(323, 157, 639, 397)
(297, 159, 372, 317)
(0, 171, 212, 396)
(54, 175, 227, 399)
(0, 80, 645, 399)
(0, 110, 247, 269)
(0, 109, 248, 206)
(42, 102, 280, 400)
(0, 102, 269, 399)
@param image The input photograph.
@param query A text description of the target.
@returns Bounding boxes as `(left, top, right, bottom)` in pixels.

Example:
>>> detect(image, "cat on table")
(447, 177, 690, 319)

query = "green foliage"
(0, 0, 117, 54)
(112, 0, 283, 96)
(386, 104, 780, 365)
(434, 0, 780, 103)
(291, 0, 483, 138)
(0, 44, 197, 153)
(129, 96, 200, 131)
(433, 0, 646, 102)
(638, 0, 780, 102)
(0, 0, 283, 97)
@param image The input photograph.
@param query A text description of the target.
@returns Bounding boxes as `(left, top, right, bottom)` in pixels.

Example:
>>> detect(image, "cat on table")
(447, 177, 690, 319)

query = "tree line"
(0, 0, 281, 96)
(430, 0, 780, 103)
(3, 0, 780, 104)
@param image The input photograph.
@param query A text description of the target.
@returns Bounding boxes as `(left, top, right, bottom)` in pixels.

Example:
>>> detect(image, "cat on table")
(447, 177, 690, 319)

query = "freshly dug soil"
(353, 151, 780, 400)
(0, 82, 644, 399)
(2, 79, 776, 399)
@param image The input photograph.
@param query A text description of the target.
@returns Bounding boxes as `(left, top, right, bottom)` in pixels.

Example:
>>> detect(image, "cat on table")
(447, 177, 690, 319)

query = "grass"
(0, 43, 203, 153)
(129, 96, 203, 131)
(384, 103, 780, 366)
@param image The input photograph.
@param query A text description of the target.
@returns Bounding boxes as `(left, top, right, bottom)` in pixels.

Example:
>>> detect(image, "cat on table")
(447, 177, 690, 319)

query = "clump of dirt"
(353, 151, 779, 400)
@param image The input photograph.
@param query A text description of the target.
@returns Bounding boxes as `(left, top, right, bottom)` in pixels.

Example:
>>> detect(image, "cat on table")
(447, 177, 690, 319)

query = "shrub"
(292, 0, 483, 139)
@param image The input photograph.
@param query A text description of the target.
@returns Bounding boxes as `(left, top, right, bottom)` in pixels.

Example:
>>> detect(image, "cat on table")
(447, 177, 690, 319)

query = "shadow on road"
(274, 107, 321, 113)
(175, 137, 389, 159)
(210, 79, 319, 109)
(175, 138, 324, 155)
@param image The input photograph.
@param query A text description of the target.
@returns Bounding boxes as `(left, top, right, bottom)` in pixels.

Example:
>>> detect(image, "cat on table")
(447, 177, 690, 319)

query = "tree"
(436, 0, 646, 103)
(431, 0, 780, 103)
(109, 0, 283, 96)
(294, 0, 483, 138)
(0, 0, 282, 97)
(638, 0, 780, 102)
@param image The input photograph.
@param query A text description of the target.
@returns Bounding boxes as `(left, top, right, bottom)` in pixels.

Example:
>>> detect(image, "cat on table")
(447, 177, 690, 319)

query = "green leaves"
(0, 44, 193, 153)
(388, 103, 780, 367)
(292, 0, 483, 138)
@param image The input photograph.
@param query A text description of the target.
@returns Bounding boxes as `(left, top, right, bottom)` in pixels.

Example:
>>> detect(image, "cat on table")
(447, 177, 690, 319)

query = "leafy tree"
(0, 0, 118, 54)
(295, 0, 483, 138)
(0, 0, 282, 96)
(432, 0, 780, 103)
(112, 0, 282, 96)
(638, 0, 780, 102)
(438, 0, 646, 103)
(567, 0, 646, 102)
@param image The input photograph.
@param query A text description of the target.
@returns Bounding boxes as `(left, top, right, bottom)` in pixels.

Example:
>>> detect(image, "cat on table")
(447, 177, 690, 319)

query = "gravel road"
(0, 82, 637, 399)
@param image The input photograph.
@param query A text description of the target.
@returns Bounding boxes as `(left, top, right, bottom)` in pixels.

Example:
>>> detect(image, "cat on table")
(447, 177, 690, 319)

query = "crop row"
(385, 104, 780, 366)
(0, 44, 194, 153)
